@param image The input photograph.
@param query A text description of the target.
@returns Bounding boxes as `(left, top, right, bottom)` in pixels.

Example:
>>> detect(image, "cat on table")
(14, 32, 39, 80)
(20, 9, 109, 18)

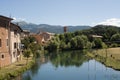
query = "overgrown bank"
(0, 56, 35, 80)
(89, 48, 120, 70)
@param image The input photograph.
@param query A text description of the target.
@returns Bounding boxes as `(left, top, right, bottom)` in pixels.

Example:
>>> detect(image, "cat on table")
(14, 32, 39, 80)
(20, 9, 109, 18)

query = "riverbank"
(90, 47, 120, 70)
(0, 55, 35, 80)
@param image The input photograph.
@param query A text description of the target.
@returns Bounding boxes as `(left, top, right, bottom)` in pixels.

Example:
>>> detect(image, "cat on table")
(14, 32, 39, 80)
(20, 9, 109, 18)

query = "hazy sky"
(1, 0, 120, 26)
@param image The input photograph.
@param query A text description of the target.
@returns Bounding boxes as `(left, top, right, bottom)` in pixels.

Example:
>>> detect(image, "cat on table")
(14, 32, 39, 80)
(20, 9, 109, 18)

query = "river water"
(14, 50, 120, 80)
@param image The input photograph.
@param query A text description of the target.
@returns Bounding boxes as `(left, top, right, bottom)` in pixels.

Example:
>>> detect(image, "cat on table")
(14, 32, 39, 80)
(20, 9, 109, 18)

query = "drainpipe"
(8, 21, 12, 64)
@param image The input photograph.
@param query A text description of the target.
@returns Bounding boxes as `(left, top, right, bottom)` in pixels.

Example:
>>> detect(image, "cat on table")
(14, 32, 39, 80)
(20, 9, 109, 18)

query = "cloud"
(13, 17, 16, 20)
(12, 17, 26, 22)
(96, 18, 120, 27)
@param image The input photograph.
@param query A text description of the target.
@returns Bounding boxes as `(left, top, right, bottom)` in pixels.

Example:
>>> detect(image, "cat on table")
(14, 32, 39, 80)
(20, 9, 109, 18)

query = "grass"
(90, 47, 120, 70)
(93, 47, 120, 59)
(0, 55, 35, 80)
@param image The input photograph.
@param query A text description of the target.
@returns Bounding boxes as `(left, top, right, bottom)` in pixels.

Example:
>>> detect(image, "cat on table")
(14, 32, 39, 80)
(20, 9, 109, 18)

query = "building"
(32, 32, 54, 44)
(21, 30, 30, 39)
(91, 35, 103, 38)
(39, 32, 54, 43)
(0, 15, 13, 67)
(63, 26, 67, 33)
(10, 23, 23, 63)
(32, 34, 43, 44)
(0, 15, 23, 67)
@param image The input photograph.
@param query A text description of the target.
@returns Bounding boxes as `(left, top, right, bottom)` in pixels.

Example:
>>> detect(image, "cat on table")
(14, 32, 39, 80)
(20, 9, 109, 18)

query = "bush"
(110, 43, 118, 47)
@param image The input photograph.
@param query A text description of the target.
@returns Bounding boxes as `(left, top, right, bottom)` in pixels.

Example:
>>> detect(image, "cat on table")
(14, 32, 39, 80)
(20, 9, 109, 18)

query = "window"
(14, 43, 17, 49)
(2, 54, 4, 58)
(0, 39, 1, 47)
(6, 39, 8, 46)
(14, 30, 17, 35)
(13, 52, 15, 57)
(1, 54, 4, 59)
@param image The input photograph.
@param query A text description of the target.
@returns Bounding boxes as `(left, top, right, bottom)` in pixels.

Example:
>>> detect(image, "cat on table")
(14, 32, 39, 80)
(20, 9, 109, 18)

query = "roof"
(0, 15, 13, 21)
(23, 30, 30, 34)
(23, 30, 30, 32)
(91, 35, 103, 38)
(38, 32, 55, 35)
(10, 23, 23, 32)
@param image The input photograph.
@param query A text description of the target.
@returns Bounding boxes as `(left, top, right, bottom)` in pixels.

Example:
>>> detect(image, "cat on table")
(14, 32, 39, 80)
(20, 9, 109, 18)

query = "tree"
(23, 49, 32, 64)
(93, 38, 104, 48)
(46, 40, 59, 52)
(70, 35, 90, 49)
(59, 34, 65, 41)
(111, 33, 120, 42)
(29, 43, 42, 58)
(64, 32, 72, 44)
(21, 36, 42, 58)
(76, 35, 89, 49)
(21, 36, 36, 49)
(70, 38, 77, 49)
(59, 41, 67, 50)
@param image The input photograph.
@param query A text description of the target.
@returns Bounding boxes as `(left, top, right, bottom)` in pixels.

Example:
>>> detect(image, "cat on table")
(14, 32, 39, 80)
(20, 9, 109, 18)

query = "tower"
(63, 26, 67, 33)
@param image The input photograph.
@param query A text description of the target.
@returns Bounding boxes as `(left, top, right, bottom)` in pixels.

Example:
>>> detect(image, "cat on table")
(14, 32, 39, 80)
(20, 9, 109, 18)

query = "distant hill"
(14, 21, 91, 33)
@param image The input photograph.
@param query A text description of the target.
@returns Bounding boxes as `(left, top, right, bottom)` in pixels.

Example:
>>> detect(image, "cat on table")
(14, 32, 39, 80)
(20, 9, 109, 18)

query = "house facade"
(10, 23, 22, 63)
(0, 15, 22, 67)
(0, 15, 13, 67)
(32, 32, 54, 44)
(21, 30, 30, 39)
(39, 32, 54, 43)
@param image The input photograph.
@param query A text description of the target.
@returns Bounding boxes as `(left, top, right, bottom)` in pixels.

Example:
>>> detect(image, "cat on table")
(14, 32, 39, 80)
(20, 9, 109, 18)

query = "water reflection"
(13, 50, 120, 80)
(49, 50, 90, 67)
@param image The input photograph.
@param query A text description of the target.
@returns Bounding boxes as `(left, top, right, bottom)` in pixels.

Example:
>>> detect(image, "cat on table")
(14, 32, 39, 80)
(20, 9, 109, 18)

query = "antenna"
(9, 13, 12, 18)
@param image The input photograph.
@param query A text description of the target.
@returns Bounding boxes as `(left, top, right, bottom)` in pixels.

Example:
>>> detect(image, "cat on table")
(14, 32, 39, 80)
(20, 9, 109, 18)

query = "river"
(14, 50, 120, 80)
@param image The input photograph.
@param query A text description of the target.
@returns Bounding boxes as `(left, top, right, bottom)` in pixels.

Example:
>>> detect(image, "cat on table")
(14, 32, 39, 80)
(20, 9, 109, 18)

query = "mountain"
(14, 21, 91, 33)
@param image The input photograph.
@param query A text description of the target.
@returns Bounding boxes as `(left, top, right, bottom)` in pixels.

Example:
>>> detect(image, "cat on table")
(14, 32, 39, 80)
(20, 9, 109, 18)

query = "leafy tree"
(59, 41, 67, 50)
(70, 38, 77, 49)
(93, 38, 104, 48)
(22, 36, 42, 58)
(64, 32, 72, 44)
(70, 35, 90, 49)
(29, 43, 41, 58)
(21, 36, 36, 49)
(111, 33, 120, 42)
(23, 49, 32, 64)
(59, 34, 65, 41)
(21, 37, 30, 49)
(46, 40, 59, 52)
(76, 35, 89, 49)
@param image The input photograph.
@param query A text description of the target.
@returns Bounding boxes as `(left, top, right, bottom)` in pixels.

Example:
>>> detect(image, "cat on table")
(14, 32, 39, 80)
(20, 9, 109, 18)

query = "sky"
(1, 0, 120, 26)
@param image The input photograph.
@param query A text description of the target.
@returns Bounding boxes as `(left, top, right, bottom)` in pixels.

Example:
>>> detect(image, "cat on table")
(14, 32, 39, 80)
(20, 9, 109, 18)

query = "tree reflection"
(30, 59, 41, 76)
(49, 50, 91, 68)
(22, 71, 32, 80)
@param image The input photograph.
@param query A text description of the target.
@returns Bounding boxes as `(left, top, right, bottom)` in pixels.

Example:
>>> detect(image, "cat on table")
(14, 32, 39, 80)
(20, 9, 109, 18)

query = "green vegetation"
(23, 49, 32, 64)
(0, 56, 34, 80)
(49, 50, 90, 67)
(0, 36, 43, 80)
(45, 25, 120, 51)
(21, 36, 42, 59)
(90, 48, 120, 70)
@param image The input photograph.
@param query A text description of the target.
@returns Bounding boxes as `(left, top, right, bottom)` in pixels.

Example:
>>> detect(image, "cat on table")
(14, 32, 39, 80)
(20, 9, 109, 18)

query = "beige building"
(39, 32, 54, 43)
(32, 32, 54, 44)
(21, 30, 30, 39)
(10, 23, 23, 63)
(0, 15, 23, 67)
